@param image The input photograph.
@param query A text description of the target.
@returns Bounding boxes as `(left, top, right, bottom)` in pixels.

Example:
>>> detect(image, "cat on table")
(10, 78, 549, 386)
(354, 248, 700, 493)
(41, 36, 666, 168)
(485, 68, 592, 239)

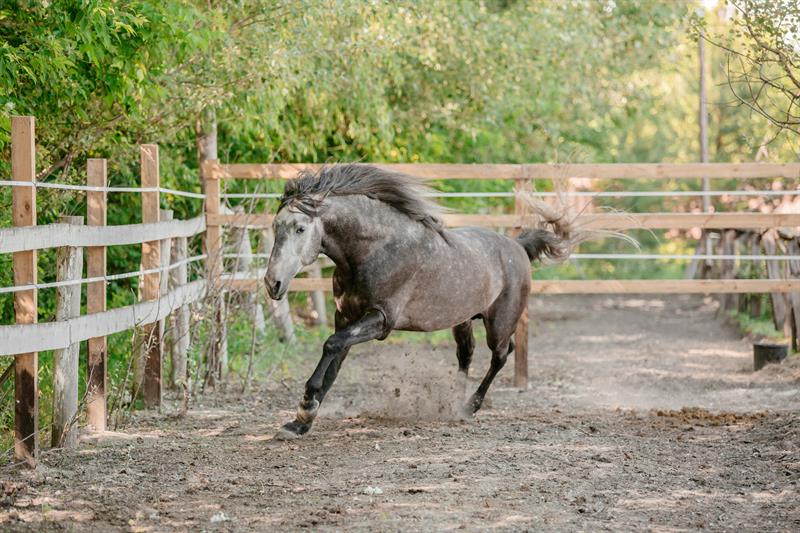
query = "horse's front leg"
(275, 309, 389, 440)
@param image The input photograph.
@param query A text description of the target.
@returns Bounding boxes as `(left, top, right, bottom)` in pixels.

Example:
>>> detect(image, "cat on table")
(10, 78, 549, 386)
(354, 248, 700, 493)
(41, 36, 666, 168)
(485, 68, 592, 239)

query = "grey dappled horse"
(265, 164, 575, 439)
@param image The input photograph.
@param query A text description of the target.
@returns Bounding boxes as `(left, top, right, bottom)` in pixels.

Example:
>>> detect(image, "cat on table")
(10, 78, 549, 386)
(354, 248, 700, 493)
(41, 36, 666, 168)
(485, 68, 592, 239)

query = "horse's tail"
(514, 181, 639, 264)
(516, 228, 570, 263)
(515, 197, 573, 264)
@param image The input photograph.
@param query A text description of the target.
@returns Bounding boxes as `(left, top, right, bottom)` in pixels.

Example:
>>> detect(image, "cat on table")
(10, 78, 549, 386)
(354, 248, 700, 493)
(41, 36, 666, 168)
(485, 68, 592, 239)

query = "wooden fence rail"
(203, 161, 800, 180)
(207, 212, 800, 231)
(224, 277, 800, 295)
(0, 281, 206, 356)
(0, 216, 205, 254)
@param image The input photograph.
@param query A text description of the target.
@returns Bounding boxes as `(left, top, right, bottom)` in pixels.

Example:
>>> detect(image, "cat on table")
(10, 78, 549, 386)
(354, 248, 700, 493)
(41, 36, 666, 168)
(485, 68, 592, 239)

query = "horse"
(265, 164, 576, 439)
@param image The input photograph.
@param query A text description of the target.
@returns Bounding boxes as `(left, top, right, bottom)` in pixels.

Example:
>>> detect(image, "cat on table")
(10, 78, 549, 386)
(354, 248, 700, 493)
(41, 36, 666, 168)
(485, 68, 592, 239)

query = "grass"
(727, 309, 788, 344)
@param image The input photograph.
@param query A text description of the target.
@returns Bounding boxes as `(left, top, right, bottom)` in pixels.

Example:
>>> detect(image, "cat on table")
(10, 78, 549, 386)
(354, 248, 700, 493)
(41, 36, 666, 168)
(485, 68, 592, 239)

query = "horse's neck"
(320, 196, 422, 271)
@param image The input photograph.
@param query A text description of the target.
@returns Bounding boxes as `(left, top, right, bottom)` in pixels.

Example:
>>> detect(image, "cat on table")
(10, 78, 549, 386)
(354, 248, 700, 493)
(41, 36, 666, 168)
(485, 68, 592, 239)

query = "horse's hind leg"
(465, 295, 523, 415)
(465, 338, 511, 415)
(452, 321, 475, 377)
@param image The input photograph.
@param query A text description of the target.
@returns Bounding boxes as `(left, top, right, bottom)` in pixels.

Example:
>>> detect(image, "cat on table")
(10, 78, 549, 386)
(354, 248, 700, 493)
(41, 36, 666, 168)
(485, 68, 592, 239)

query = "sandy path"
(1, 294, 799, 531)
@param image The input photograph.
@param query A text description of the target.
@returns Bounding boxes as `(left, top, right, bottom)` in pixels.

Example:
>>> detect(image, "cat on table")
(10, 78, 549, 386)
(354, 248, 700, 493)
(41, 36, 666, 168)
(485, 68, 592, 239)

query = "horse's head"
(265, 206, 324, 300)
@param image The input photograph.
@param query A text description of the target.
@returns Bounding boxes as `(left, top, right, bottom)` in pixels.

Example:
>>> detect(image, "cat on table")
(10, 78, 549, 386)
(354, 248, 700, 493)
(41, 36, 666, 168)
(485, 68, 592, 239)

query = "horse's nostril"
(273, 280, 282, 294)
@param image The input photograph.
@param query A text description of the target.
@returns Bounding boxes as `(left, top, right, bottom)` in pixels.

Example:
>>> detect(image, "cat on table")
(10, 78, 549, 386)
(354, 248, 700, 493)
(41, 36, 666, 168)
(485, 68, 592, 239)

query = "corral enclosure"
(1, 112, 799, 454)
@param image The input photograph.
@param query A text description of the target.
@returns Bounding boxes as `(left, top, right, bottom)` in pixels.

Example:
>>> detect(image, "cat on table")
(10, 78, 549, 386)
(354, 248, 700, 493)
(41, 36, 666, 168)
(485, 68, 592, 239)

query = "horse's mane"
(279, 164, 446, 234)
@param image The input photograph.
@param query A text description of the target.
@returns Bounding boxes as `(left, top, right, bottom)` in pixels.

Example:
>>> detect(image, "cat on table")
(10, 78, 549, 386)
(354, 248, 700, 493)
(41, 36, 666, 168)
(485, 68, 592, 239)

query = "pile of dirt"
(650, 406, 768, 427)
(751, 354, 800, 383)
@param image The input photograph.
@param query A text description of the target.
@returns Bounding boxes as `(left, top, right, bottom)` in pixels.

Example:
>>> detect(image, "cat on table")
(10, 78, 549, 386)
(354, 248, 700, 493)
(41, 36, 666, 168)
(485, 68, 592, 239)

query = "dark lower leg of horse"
(317, 348, 350, 403)
(466, 342, 511, 415)
(452, 321, 475, 376)
(276, 310, 387, 439)
(275, 351, 350, 439)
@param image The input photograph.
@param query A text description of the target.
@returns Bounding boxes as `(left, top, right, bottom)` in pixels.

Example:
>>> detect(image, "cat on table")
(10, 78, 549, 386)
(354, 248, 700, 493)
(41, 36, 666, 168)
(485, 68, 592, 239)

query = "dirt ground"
(2, 294, 799, 531)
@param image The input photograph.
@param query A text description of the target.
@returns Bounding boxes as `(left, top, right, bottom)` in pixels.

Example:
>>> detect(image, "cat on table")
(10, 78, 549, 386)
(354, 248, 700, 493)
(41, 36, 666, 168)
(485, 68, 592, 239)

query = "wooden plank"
(11, 116, 38, 467)
(0, 216, 206, 254)
(51, 216, 83, 449)
(203, 159, 227, 384)
(210, 162, 800, 181)
(206, 213, 272, 228)
(521, 163, 800, 180)
(574, 212, 800, 231)
(86, 158, 107, 432)
(169, 235, 190, 389)
(204, 164, 223, 284)
(158, 209, 173, 393)
(786, 239, 800, 351)
(763, 232, 790, 334)
(512, 178, 531, 389)
(0, 281, 207, 356)
(209, 212, 800, 231)
(444, 212, 800, 230)
(210, 162, 525, 180)
(140, 145, 162, 409)
(226, 277, 800, 295)
(529, 279, 800, 294)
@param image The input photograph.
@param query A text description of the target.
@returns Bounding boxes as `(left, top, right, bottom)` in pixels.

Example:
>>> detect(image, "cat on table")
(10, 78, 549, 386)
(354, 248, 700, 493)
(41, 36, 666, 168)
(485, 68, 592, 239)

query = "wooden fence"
(203, 160, 800, 390)
(1, 117, 206, 466)
(3, 113, 800, 467)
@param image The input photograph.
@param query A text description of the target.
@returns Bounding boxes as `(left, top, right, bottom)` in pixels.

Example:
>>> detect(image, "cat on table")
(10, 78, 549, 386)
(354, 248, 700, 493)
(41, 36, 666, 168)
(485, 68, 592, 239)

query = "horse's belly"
(395, 274, 500, 331)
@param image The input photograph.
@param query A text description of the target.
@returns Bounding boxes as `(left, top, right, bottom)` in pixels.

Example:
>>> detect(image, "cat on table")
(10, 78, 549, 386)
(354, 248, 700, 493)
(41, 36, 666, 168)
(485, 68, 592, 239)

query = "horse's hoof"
(274, 420, 310, 441)
(464, 394, 482, 416)
(274, 427, 303, 441)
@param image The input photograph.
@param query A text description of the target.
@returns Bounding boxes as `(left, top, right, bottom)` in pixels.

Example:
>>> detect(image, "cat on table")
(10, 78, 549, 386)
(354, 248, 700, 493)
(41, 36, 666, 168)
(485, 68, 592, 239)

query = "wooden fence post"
(141, 144, 162, 408)
(202, 160, 228, 384)
(86, 158, 107, 431)
(513, 177, 530, 389)
(159, 209, 173, 366)
(749, 234, 763, 319)
(763, 231, 791, 335)
(787, 238, 800, 351)
(169, 233, 190, 389)
(11, 116, 38, 467)
(52, 216, 83, 449)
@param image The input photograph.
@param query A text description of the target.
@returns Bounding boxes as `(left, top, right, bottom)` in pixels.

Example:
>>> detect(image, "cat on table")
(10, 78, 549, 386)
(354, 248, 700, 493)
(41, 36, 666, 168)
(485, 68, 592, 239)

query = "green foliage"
(727, 309, 786, 343)
(695, 0, 800, 136)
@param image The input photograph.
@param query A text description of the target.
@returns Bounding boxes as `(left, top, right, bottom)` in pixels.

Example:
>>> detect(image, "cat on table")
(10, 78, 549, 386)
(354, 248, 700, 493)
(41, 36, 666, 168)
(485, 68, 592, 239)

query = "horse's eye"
(296, 226, 305, 234)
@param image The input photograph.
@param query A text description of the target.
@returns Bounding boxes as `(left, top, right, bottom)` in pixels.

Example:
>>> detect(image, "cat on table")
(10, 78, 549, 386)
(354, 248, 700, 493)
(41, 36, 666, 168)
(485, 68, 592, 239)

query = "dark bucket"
(753, 342, 788, 371)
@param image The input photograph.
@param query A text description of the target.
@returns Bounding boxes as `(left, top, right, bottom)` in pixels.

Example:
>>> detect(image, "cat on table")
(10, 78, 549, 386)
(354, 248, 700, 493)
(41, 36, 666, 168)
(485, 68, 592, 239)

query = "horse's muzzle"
(265, 276, 287, 300)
